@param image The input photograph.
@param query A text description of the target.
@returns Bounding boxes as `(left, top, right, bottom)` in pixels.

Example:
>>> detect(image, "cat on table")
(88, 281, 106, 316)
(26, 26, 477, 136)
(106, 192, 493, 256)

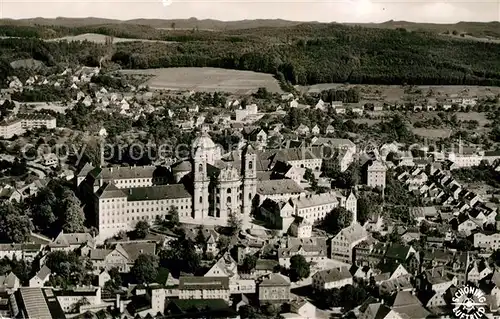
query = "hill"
(0, 17, 305, 31)
(0, 21, 499, 87)
(1, 17, 498, 36)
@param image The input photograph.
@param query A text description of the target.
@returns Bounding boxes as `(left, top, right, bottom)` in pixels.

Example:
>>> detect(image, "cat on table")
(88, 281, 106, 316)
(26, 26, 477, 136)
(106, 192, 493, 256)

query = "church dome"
(192, 134, 216, 150)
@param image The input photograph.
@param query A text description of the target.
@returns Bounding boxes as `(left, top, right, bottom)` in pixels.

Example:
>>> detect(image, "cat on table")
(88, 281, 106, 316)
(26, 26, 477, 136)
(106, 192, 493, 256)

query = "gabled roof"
(313, 267, 351, 283)
(34, 265, 51, 281)
(0, 272, 19, 288)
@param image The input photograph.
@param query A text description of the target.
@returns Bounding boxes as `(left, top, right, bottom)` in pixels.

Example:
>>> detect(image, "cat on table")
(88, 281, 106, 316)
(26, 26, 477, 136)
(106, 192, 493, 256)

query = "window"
(227, 188, 231, 194)
(199, 196, 203, 204)
(227, 196, 231, 204)
(249, 161, 253, 170)
(198, 164, 203, 172)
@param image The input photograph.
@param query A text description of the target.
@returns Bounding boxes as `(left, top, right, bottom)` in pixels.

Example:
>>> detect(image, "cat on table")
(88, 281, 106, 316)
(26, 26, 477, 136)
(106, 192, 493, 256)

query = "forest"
(1, 23, 500, 86)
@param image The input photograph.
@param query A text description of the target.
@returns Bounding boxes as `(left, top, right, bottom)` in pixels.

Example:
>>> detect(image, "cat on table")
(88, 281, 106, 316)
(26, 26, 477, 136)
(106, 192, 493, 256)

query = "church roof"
(257, 179, 304, 195)
(192, 133, 216, 151)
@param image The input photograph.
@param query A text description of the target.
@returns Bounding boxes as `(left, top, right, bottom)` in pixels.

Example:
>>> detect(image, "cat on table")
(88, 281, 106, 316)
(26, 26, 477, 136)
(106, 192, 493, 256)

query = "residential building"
(204, 253, 256, 294)
(178, 276, 230, 302)
(89, 242, 155, 273)
(312, 267, 353, 290)
(366, 160, 387, 189)
(29, 266, 51, 288)
(0, 244, 42, 262)
(0, 119, 24, 139)
(278, 237, 327, 268)
(473, 232, 500, 251)
(258, 273, 290, 303)
(330, 223, 368, 263)
(18, 114, 57, 130)
(292, 192, 340, 225)
(49, 231, 96, 252)
(54, 286, 101, 313)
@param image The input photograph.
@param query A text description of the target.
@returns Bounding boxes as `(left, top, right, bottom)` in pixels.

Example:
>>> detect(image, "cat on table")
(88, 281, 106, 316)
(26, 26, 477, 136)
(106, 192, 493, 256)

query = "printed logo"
(452, 285, 487, 319)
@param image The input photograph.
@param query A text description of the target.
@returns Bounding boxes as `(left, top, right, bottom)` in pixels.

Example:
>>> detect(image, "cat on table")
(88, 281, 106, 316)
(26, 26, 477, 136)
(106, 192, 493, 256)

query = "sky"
(1, 0, 499, 23)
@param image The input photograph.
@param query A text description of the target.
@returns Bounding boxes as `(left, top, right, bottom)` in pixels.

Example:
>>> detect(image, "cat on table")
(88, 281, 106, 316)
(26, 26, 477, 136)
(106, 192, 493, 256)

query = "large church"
(77, 129, 257, 240)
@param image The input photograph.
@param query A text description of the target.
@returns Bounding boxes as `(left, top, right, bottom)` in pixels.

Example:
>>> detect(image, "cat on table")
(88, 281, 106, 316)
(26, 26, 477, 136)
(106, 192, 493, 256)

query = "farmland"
(46, 33, 176, 44)
(120, 67, 283, 94)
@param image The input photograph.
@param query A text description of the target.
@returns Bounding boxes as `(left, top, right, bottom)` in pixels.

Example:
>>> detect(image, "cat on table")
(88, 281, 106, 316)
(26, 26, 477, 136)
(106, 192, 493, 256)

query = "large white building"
(0, 114, 57, 139)
(473, 232, 500, 251)
(0, 119, 24, 139)
(366, 160, 387, 189)
(78, 130, 258, 239)
(18, 114, 57, 130)
(330, 222, 368, 263)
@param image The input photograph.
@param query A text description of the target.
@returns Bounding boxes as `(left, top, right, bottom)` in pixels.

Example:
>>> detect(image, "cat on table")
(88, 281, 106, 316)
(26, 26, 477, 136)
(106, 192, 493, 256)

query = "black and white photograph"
(0, 0, 499, 318)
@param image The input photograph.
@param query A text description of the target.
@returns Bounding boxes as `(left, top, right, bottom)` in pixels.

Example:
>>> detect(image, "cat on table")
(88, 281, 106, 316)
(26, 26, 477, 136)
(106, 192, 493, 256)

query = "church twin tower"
(192, 130, 257, 227)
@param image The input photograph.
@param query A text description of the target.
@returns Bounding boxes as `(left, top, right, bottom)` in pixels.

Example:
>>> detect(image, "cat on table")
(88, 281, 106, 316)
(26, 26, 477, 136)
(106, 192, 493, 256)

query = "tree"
(168, 205, 180, 228)
(289, 255, 310, 282)
(159, 233, 201, 276)
(195, 225, 206, 248)
(134, 221, 150, 239)
(217, 235, 231, 252)
(228, 211, 242, 235)
(322, 207, 353, 236)
(131, 254, 159, 284)
(0, 202, 33, 243)
(241, 254, 257, 273)
(60, 191, 85, 233)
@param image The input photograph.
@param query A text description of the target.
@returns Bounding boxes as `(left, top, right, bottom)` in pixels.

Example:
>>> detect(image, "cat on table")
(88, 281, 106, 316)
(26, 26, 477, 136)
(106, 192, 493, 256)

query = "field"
(411, 128, 452, 139)
(454, 112, 490, 126)
(46, 33, 175, 44)
(120, 67, 283, 94)
(299, 84, 500, 102)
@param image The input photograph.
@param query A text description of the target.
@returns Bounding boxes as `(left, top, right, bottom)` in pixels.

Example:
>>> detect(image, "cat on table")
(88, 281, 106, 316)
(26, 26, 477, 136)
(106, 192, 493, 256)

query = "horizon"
(1, 1, 499, 24)
(2, 16, 500, 25)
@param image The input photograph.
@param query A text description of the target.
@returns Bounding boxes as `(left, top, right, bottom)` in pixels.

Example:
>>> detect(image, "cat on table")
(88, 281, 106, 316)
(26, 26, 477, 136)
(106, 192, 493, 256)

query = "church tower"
(193, 148, 209, 221)
(242, 144, 257, 227)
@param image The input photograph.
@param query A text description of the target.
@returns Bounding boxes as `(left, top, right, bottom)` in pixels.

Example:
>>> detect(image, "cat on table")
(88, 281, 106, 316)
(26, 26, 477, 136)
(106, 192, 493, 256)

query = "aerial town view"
(0, 1, 499, 318)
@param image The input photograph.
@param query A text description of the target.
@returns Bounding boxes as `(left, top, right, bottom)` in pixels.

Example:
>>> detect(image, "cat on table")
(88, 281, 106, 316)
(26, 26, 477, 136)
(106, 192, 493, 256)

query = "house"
(325, 125, 335, 135)
(311, 125, 320, 135)
(258, 273, 290, 304)
(296, 124, 310, 136)
(416, 267, 456, 293)
(0, 272, 20, 292)
(312, 267, 352, 290)
(97, 270, 111, 287)
(330, 222, 368, 263)
(391, 291, 431, 319)
(0, 244, 43, 262)
(89, 242, 156, 273)
(280, 299, 318, 319)
(288, 217, 312, 239)
(29, 265, 51, 287)
(278, 237, 328, 268)
(467, 259, 492, 284)
(54, 286, 101, 313)
(41, 153, 58, 167)
(204, 253, 256, 294)
(178, 276, 230, 302)
(0, 185, 23, 202)
(473, 232, 500, 251)
(49, 231, 96, 252)
(359, 302, 405, 319)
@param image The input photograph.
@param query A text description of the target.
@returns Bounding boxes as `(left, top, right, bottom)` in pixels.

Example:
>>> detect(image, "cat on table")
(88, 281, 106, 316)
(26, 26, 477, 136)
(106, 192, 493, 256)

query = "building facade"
(79, 131, 258, 240)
